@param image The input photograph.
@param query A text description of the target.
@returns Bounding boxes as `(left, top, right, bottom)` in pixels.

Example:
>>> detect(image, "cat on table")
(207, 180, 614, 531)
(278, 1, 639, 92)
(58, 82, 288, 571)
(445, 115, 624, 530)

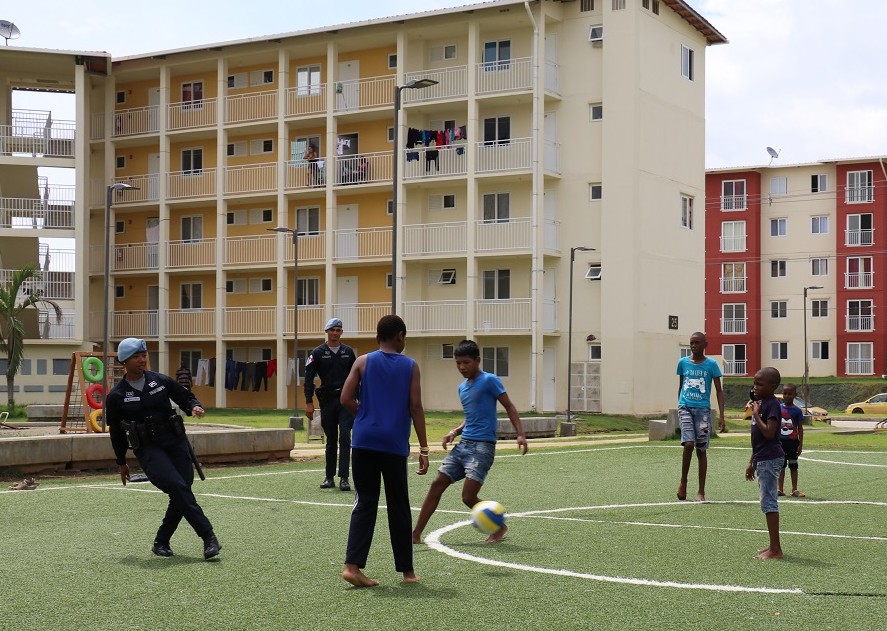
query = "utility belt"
(315, 388, 342, 404)
(122, 414, 186, 450)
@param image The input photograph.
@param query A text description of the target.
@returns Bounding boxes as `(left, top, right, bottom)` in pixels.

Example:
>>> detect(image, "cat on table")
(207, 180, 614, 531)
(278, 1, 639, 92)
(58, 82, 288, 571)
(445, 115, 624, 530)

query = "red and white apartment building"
(706, 158, 887, 378)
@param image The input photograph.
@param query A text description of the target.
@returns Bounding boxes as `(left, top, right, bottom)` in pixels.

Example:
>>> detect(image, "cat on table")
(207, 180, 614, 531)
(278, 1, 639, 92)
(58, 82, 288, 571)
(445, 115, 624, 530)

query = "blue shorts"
(755, 457, 782, 514)
(438, 439, 496, 485)
(678, 405, 712, 450)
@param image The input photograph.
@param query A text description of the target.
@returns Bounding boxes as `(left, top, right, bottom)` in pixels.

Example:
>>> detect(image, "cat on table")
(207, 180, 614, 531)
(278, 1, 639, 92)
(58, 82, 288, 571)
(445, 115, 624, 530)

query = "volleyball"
(471, 500, 506, 535)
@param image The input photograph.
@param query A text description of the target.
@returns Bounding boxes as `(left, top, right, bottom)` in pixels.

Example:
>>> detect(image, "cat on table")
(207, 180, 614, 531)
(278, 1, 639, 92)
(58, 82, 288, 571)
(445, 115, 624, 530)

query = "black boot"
(320, 478, 335, 489)
(152, 541, 174, 557)
(203, 533, 221, 560)
(339, 477, 351, 492)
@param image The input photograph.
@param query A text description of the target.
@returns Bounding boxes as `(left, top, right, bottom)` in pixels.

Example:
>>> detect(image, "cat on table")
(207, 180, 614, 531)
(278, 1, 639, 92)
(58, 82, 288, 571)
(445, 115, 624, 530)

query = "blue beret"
(117, 337, 147, 362)
(325, 318, 343, 331)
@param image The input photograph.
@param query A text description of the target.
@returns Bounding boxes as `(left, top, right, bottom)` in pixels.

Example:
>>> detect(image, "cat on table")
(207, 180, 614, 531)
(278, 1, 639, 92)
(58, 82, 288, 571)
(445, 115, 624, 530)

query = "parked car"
(845, 393, 887, 415)
(743, 394, 829, 421)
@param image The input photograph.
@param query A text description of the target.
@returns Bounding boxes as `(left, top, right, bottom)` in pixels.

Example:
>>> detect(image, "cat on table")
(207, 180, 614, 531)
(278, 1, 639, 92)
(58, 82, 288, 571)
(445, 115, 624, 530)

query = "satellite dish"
(0, 20, 21, 45)
(766, 146, 780, 165)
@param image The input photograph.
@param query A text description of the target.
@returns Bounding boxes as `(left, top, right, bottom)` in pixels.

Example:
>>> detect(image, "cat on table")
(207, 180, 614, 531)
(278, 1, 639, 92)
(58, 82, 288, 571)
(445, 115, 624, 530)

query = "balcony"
(225, 163, 277, 195)
(476, 138, 531, 174)
(168, 98, 218, 130)
(167, 308, 215, 337)
(285, 84, 327, 118)
(403, 145, 467, 180)
(113, 106, 158, 137)
(287, 304, 326, 337)
(225, 306, 276, 336)
(112, 174, 160, 203)
(333, 151, 392, 186)
(107, 243, 159, 272)
(721, 318, 746, 334)
(845, 272, 874, 289)
(476, 299, 531, 332)
(403, 300, 467, 333)
(720, 277, 747, 293)
(476, 57, 532, 94)
(403, 66, 468, 103)
(0, 182, 75, 230)
(333, 302, 390, 335)
(168, 169, 216, 199)
(846, 186, 874, 204)
(33, 311, 76, 340)
(334, 75, 395, 112)
(112, 310, 159, 339)
(0, 269, 74, 301)
(846, 359, 874, 375)
(225, 90, 277, 124)
(845, 229, 873, 246)
(225, 234, 277, 266)
(724, 360, 747, 376)
(476, 218, 530, 252)
(168, 239, 216, 268)
(720, 236, 746, 253)
(285, 161, 326, 190)
(1, 109, 75, 158)
(333, 227, 391, 260)
(403, 222, 467, 257)
(846, 315, 874, 332)
(720, 195, 746, 211)
(288, 233, 326, 263)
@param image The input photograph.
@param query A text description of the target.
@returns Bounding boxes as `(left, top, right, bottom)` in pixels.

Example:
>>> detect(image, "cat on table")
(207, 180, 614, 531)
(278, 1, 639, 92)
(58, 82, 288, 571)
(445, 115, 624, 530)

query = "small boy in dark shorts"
(777, 383, 805, 498)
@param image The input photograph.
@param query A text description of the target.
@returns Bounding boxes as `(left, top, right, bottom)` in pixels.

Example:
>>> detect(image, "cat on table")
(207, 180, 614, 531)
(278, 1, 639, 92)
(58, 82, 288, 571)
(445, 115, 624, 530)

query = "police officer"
(105, 338, 221, 560)
(305, 317, 357, 491)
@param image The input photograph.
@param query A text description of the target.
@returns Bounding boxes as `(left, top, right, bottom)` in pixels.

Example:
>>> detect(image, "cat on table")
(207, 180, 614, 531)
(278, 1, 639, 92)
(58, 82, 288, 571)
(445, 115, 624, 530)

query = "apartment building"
(1, 0, 724, 414)
(706, 157, 887, 378)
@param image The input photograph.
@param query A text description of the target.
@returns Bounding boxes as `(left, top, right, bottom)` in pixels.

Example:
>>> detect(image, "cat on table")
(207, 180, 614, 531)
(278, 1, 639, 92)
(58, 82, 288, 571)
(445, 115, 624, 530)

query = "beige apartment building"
(0, 0, 725, 415)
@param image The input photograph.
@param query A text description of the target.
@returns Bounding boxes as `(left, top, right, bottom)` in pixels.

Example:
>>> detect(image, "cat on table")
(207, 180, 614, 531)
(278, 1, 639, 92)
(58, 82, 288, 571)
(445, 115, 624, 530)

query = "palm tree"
(0, 265, 63, 409)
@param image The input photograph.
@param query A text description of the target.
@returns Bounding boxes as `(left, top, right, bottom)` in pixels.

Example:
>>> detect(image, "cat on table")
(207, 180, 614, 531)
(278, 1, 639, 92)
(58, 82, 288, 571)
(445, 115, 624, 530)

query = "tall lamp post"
(802, 285, 823, 414)
(567, 246, 595, 426)
(271, 226, 301, 429)
(102, 182, 138, 429)
(391, 77, 438, 313)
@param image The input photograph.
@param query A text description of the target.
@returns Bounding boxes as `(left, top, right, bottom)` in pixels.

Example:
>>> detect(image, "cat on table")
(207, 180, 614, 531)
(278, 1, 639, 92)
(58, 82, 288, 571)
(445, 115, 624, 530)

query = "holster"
(122, 415, 185, 450)
(316, 388, 342, 404)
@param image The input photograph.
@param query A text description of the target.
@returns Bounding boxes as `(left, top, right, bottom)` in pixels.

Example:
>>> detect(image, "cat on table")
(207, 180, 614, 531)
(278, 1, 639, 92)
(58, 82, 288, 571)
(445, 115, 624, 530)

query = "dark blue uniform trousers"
(136, 435, 213, 543)
(320, 399, 354, 479)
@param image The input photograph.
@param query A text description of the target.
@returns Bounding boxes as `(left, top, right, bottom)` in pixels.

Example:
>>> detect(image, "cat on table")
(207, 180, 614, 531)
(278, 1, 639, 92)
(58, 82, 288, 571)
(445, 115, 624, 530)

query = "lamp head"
(270, 226, 292, 234)
(404, 78, 438, 90)
(109, 182, 139, 191)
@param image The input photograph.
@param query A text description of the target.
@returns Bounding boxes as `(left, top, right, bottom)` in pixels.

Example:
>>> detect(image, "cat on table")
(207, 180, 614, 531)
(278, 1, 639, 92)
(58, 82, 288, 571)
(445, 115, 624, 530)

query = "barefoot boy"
(746, 367, 785, 560)
(412, 340, 527, 544)
(676, 332, 726, 501)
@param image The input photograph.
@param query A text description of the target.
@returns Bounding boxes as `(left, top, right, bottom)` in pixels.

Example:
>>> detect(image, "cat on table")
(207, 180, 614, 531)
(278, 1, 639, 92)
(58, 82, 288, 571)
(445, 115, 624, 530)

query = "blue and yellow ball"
(471, 500, 506, 534)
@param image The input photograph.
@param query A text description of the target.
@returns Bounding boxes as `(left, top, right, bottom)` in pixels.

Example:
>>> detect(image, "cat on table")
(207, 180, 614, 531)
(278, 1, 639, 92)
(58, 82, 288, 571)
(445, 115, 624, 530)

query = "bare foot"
(677, 482, 687, 501)
(342, 567, 380, 587)
(695, 493, 706, 502)
(403, 571, 420, 583)
(485, 523, 508, 543)
(754, 548, 784, 560)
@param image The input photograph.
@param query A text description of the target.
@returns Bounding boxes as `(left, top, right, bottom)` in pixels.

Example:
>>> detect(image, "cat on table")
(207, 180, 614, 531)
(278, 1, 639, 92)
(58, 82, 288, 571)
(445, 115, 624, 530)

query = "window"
(181, 216, 203, 243)
(811, 258, 828, 276)
(721, 262, 746, 293)
(248, 69, 274, 86)
(483, 193, 510, 222)
(115, 155, 125, 169)
(249, 278, 273, 293)
(388, 53, 397, 69)
(296, 64, 322, 96)
(430, 45, 458, 62)
(483, 116, 510, 145)
(812, 341, 829, 360)
(580, 0, 594, 11)
(589, 103, 603, 121)
(846, 213, 873, 246)
(437, 269, 457, 284)
(386, 273, 393, 289)
(180, 350, 202, 378)
(679, 346, 691, 359)
(585, 265, 602, 280)
(482, 269, 510, 300)
(681, 45, 694, 81)
(115, 220, 125, 234)
(387, 126, 394, 142)
(249, 139, 274, 155)
(652, 0, 659, 13)
(847, 342, 873, 375)
(642, 0, 649, 8)
(442, 343, 455, 359)
(847, 170, 873, 203)
(249, 208, 273, 224)
(386, 199, 394, 216)
(483, 40, 511, 71)
(770, 218, 787, 237)
(720, 221, 746, 252)
(721, 179, 746, 210)
(847, 299, 873, 331)
(226, 279, 247, 294)
(587, 344, 602, 361)
(115, 285, 125, 299)
(770, 342, 788, 360)
(770, 177, 787, 196)
(722, 303, 746, 334)
(227, 141, 247, 157)
(297, 278, 320, 306)
(116, 90, 126, 104)
(296, 207, 320, 235)
(811, 215, 829, 234)
(588, 25, 604, 42)
(811, 174, 828, 193)
(771, 260, 787, 277)
(771, 301, 787, 319)
(53, 358, 71, 376)
(681, 195, 694, 229)
(227, 210, 247, 225)
(430, 194, 457, 210)
(612, 0, 626, 8)
(846, 256, 873, 288)
(811, 299, 828, 318)
(181, 283, 202, 309)
(182, 148, 203, 175)
(589, 183, 602, 201)
(722, 344, 747, 375)
(482, 346, 509, 377)
(227, 72, 248, 89)
(181, 81, 204, 108)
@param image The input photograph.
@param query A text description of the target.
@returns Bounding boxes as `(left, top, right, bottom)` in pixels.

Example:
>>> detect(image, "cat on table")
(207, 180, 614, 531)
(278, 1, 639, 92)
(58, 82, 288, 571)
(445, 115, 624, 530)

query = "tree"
(0, 265, 63, 409)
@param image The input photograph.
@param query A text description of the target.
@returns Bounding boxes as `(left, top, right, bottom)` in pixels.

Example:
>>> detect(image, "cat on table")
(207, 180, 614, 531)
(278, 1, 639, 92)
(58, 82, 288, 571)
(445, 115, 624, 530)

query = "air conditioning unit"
(589, 25, 604, 44)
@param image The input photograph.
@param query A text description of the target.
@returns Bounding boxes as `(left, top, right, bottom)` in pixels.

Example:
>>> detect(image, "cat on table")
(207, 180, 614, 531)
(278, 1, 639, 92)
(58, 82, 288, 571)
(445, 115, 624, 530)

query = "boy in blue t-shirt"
(777, 383, 805, 498)
(676, 332, 726, 502)
(412, 340, 527, 544)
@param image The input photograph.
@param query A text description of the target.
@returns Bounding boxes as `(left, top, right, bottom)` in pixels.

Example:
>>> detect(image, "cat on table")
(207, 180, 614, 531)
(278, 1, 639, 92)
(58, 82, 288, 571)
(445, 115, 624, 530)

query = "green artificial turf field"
(4, 441, 887, 630)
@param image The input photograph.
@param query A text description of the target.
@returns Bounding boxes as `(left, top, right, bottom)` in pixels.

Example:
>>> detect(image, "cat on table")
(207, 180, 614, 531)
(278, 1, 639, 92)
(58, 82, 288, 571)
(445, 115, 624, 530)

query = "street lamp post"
(391, 78, 438, 313)
(802, 285, 823, 414)
(567, 246, 595, 427)
(271, 226, 301, 429)
(102, 182, 138, 429)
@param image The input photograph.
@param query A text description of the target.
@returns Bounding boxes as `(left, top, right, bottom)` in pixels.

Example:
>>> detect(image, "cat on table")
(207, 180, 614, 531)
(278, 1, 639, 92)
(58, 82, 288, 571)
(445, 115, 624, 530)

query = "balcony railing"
(847, 315, 874, 332)
(403, 300, 468, 333)
(285, 160, 327, 190)
(289, 233, 326, 263)
(724, 360, 747, 376)
(112, 174, 160, 203)
(287, 304, 326, 337)
(333, 151, 392, 186)
(225, 306, 276, 336)
(334, 74, 395, 112)
(168, 239, 216, 268)
(0, 183, 75, 230)
(225, 90, 277, 124)
(1, 269, 74, 301)
(90, 112, 105, 140)
(845, 229, 874, 246)
(846, 186, 874, 203)
(334, 227, 392, 260)
(476, 219, 531, 251)
(721, 318, 747, 334)
(113, 106, 159, 136)
(720, 236, 746, 252)
(112, 243, 159, 272)
(112, 310, 159, 339)
(225, 235, 277, 266)
(403, 145, 467, 180)
(168, 169, 216, 199)
(403, 221, 467, 256)
(720, 195, 747, 211)
(476, 57, 532, 94)
(167, 308, 215, 337)
(1, 110, 75, 157)
(168, 98, 218, 130)
(476, 137, 531, 173)
(720, 277, 747, 293)
(845, 272, 874, 289)
(286, 84, 327, 117)
(225, 163, 277, 195)
(332, 302, 390, 335)
(476, 299, 531, 332)
(846, 359, 874, 375)
(403, 66, 468, 103)
(35, 311, 76, 340)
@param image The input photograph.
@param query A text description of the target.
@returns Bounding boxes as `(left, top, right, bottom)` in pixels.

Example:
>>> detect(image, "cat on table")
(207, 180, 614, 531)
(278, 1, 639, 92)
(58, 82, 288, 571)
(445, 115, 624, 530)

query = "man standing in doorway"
(305, 317, 357, 491)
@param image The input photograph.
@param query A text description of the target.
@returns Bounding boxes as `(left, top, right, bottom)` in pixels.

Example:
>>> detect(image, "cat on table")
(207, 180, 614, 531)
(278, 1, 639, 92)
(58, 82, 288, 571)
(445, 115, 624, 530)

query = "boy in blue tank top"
(412, 340, 527, 544)
(340, 315, 429, 587)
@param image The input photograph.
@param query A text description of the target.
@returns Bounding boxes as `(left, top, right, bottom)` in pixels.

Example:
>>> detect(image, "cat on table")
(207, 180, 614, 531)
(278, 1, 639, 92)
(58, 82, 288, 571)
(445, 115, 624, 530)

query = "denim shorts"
(678, 405, 712, 450)
(438, 439, 496, 485)
(755, 457, 782, 514)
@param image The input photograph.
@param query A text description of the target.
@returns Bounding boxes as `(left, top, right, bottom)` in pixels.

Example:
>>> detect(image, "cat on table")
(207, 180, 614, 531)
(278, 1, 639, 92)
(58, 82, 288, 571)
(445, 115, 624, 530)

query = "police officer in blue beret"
(105, 338, 221, 560)
(305, 318, 357, 491)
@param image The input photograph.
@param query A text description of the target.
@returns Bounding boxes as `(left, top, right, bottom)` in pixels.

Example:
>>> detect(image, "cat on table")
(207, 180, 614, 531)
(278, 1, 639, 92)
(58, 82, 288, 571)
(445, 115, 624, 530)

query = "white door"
(543, 267, 557, 331)
(147, 284, 159, 337)
(336, 276, 359, 334)
(543, 111, 558, 172)
(146, 217, 159, 268)
(543, 190, 558, 251)
(336, 204, 359, 258)
(147, 152, 160, 200)
(337, 60, 360, 112)
(543, 346, 557, 412)
(148, 88, 160, 132)
(544, 34, 559, 92)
